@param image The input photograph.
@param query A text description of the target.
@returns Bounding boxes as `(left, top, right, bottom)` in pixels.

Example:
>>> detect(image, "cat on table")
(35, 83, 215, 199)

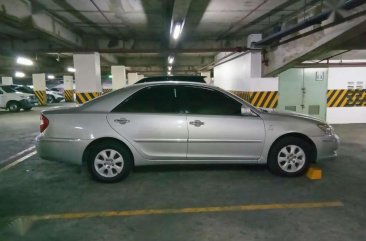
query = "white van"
(0, 85, 37, 112)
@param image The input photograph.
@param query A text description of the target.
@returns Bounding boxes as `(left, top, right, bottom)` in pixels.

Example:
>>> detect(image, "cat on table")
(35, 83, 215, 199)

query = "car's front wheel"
(267, 137, 313, 177)
(87, 141, 132, 182)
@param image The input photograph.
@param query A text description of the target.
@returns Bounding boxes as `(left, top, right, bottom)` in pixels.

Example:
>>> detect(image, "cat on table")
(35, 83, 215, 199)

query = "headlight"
(317, 123, 334, 135)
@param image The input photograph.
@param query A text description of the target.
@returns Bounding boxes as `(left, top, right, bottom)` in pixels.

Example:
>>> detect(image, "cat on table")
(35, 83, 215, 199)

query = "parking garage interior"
(0, 0, 366, 240)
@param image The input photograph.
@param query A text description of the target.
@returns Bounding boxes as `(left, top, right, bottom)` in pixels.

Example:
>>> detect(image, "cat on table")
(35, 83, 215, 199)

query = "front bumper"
(36, 133, 90, 165)
(311, 134, 340, 161)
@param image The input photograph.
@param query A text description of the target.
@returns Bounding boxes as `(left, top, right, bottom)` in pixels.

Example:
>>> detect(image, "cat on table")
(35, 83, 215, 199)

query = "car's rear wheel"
(87, 141, 132, 182)
(267, 137, 313, 177)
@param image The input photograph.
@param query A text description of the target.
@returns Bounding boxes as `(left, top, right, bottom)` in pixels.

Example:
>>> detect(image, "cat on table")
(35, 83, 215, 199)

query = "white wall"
(327, 67, 366, 124)
(213, 51, 278, 92)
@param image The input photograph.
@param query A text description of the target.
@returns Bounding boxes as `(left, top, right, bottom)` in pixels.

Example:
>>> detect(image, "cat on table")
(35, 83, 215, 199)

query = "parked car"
(12, 85, 64, 103)
(36, 81, 339, 182)
(0, 85, 36, 112)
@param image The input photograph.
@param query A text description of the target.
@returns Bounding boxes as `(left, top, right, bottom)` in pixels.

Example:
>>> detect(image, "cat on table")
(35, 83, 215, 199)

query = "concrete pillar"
(111, 66, 126, 90)
(73, 52, 102, 103)
(200, 71, 211, 84)
(1, 77, 13, 85)
(32, 73, 47, 105)
(127, 73, 139, 85)
(63, 75, 74, 102)
(137, 74, 145, 81)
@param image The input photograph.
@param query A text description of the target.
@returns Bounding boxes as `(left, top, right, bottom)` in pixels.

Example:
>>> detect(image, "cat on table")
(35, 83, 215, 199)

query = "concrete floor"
(0, 105, 365, 241)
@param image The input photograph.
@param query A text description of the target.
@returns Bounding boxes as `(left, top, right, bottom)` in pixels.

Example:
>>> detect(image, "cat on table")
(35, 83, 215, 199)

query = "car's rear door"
(107, 85, 188, 160)
(177, 85, 265, 161)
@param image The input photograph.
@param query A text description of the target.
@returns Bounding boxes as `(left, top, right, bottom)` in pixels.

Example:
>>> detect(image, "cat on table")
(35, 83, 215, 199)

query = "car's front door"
(178, 85, 265, 161)
(107, 85, 188, 160)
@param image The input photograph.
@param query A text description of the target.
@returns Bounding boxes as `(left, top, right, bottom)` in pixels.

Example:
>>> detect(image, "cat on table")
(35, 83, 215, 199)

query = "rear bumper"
(311, 134, 340, 161)
(36, 134, 90, 165)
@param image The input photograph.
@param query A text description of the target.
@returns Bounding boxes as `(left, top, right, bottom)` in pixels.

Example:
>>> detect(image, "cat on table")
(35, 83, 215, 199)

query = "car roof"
(135, 75, 206, 84)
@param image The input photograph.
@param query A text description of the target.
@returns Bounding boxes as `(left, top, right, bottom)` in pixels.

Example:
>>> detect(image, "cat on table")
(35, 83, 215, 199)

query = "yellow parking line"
(21, 201, 343, 221)
(0, 151, 37, 173)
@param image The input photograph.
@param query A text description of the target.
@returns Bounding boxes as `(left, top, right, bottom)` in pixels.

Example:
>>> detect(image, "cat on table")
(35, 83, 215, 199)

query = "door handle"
(114, 118, 130, 125)
(189, 120, 204, 127)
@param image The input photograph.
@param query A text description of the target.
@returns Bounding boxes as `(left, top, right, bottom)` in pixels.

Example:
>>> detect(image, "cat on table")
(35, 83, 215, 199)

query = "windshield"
(1, 86, 16, 93)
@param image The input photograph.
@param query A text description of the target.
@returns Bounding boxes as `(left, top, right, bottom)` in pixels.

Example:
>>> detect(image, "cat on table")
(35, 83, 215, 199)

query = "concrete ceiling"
(0, 0, 365, 79)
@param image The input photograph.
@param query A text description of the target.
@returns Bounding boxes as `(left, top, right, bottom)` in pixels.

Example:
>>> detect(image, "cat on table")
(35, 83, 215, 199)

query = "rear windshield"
(1, 86, 16, 93)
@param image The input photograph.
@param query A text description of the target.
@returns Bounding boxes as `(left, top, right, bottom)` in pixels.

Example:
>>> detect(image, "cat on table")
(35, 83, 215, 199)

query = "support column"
(1, 77, 13, 85)
(32, 73, 47, 105)
(200, 71, 211, 84)
(127, 73, 139, 85)
(137, 74, 145, 81)
(73, 52, 102, 104)
(111, 66, 126, 90)
(63, 75, 74, 102)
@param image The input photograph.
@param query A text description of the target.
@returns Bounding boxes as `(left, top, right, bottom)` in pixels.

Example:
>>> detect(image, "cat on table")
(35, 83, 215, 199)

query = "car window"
(1, 86, 16, 93)
(178, 86, 242, 115)
(0, 89, 3, 94)
(112, 85, 179, 114)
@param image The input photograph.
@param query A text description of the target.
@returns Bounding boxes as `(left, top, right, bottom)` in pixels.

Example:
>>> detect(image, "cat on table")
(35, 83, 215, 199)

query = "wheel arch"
(82, 137, 135, 165)
(268, 132, 317, 162)
(6, 100, 20, 108)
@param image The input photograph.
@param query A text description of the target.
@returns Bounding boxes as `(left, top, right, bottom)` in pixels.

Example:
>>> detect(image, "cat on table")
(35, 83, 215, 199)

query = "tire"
(267, 137, 313, 177)
(47, 95, 55, 103)
(23, 107, 32, 111)
(87, 141, 133, 182)
(7, 101, 20, 112)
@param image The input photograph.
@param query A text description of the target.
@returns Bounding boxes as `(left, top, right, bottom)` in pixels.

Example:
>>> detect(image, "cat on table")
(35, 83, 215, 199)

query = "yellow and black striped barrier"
(34, 90, 47, 106)
(76, 92, 101, 104)
(64, 89, 74, 102)
(327, 89, 366, 107)
(231, 90, 279, 108)
(103, 89, 113, 94)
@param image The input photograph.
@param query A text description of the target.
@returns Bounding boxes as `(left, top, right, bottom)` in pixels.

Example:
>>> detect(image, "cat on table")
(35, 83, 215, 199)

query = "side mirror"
(241, 106, 254, 116)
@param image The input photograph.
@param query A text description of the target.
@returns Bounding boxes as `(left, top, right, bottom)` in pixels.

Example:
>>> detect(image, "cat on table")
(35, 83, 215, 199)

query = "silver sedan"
(36, 81, 339, 182)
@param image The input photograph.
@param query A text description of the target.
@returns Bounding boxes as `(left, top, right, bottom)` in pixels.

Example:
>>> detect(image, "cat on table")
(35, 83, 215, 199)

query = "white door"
(107, 85, 188, 160)
(177, 86, 265, 161)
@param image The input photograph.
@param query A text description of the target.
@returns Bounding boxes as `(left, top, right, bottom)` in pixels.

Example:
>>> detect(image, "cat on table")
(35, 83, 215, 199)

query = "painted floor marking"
(0, 150, 37, 173)
(19, 201, 343, 221)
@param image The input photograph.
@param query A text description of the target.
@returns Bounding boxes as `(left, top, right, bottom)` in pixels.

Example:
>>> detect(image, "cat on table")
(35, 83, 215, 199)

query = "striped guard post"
(103, 89, 113, 95)
(34, 90, 47, 106)
(231, 90, 279, 108)
(64, 89, 74, 102)
(327, 89, 366, 107)
(76, 92, 102, 104)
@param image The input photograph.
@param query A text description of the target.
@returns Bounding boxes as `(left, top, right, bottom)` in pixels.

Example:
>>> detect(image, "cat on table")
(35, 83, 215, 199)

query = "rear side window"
(178, 86, 242, 115)
(112, 86, 178, 113)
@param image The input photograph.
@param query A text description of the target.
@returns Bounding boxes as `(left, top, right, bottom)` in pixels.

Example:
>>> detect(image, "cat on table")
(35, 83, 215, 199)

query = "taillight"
(40, 114, 49, 133)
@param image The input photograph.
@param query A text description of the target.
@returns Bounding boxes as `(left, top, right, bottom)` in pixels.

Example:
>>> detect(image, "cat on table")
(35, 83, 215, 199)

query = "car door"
(0, 88, 4, 108)
(178, 85, 265, 161)
(107, 85, 188, 160)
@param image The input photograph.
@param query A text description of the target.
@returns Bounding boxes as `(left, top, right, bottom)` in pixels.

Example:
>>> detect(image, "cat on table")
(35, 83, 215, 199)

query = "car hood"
(259, 108, 326, 124)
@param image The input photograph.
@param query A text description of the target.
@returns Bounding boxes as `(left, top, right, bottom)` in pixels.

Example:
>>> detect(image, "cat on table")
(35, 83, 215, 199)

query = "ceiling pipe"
(295, 62, 366, 68)
(254, 0, 365, 47)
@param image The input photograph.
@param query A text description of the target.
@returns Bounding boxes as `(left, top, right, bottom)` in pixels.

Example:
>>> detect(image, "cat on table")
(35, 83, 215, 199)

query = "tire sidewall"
(268, 137, 312, 177)
(87, 141, 132, 182)
(8, 102, 20, 112)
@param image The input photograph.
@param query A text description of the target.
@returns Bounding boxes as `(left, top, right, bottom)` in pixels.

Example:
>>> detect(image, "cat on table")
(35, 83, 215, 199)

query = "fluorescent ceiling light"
(108, 74, 112, 79)
(168, 56, 174, 64)
(172, 22, 182, 40)
(15, 71, 25, 78)
(168, 66, 172, 71)
(167, 71, 171, 75)
(16, 57, 33, 66)
(67, 67, 76, 72)
(47, 74, 55, 79)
